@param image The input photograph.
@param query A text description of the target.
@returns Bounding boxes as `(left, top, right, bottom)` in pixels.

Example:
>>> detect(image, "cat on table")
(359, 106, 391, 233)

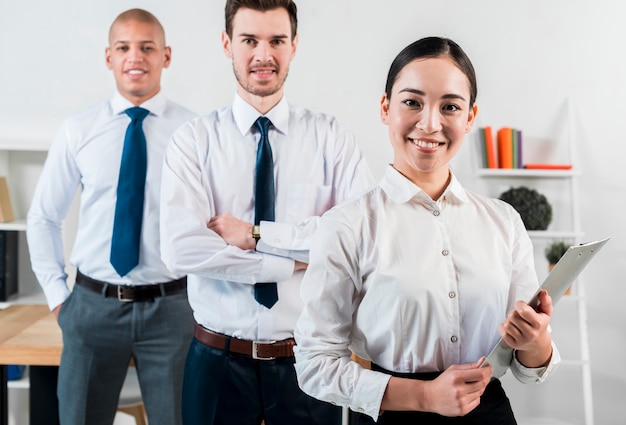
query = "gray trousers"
(57, 283, 194, 425)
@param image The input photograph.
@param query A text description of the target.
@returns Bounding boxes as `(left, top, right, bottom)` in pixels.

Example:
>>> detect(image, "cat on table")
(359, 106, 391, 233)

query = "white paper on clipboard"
(482, 237, 610, 378)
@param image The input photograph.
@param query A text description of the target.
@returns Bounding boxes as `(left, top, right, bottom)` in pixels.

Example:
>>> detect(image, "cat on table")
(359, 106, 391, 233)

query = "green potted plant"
(499, 186, 553, 231)
(545, 240, 571, 294)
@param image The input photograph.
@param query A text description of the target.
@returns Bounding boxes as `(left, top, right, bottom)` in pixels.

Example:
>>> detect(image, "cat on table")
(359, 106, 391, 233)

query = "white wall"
(1, 1, 624, 424)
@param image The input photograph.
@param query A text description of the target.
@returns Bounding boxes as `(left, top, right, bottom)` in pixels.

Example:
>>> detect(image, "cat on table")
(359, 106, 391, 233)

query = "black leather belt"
(75, 270, 187, 302)
(193, 323, 295, 360)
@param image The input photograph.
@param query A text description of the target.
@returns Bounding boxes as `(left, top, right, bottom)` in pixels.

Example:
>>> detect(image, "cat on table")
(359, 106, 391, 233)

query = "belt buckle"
(117, 285, 134, 302)
(252, 340, 276, 360)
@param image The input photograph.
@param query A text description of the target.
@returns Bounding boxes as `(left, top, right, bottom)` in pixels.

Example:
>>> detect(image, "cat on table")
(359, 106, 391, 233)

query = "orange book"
(497, 127, 513, 168)
(484, 126, 498, 168)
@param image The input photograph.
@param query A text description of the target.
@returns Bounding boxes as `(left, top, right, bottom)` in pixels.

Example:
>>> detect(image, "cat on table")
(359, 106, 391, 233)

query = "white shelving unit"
(0, 138, 79, 301)
(477, 168, 593, 425)
(474, 101, 594, 425)
(0, 142, 143, 425)
(0, 141, 49, 299)
(0, 141, 50, 400)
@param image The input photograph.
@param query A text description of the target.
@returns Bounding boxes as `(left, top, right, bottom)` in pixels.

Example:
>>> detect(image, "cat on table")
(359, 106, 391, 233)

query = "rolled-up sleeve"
(511, 341, 561, 383)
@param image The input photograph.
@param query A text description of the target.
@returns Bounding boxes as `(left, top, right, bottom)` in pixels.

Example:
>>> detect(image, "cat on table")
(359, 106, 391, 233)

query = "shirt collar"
(232, 93, 290, 136)
(110, 90, 166, 117)
(380, 165, 469, 204)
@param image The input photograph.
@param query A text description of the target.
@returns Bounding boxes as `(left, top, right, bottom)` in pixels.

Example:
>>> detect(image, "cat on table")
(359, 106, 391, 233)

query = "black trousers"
(350, 364, 517, 425)
(182, 337, 341, 425)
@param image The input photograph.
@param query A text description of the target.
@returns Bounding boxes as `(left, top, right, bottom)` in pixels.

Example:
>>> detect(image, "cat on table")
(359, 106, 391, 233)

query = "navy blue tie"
(110, 107, 149, 277)
(254, 117, 278, 308)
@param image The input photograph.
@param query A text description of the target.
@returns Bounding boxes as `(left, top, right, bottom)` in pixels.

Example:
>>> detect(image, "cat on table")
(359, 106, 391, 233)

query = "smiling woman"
(380, 55, 477, 200)
(293, 36, 561, 425)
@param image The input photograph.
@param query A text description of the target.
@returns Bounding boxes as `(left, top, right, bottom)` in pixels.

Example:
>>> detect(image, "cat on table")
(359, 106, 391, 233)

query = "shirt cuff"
(259, 221, 295, 249)
(351, 369, 392, 421)
(42, 280, 71, 311)
(511, 341, 561, 383)
(257, 222, 310, 263)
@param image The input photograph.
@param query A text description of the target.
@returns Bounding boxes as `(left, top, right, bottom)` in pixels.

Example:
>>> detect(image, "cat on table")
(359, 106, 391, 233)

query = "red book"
(483, 126, 498, 168)
(524, 164, 573, 170)
(497, 127, 513, 168)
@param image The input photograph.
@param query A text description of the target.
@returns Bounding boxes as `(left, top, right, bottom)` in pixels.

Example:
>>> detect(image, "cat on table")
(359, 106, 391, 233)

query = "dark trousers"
(182, 337, 342, 425)
(350, 364, 517, 425)
(57, 284, 194, 425)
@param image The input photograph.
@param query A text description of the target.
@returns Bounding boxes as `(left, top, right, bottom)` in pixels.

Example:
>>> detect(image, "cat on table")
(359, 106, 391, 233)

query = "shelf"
(518, 419, 576, 425)
(0, 219, 26, 231)
(0, 139, 49, 152)
(7, 367, 29, 390)
(559, 359, 590, 367)
(527, 230, 584, 240)
(477, 169, 579, 178)
(0, 291, 47, 309)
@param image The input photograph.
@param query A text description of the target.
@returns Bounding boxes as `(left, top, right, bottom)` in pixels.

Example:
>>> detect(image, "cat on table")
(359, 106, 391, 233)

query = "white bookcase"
(472, 103, 595, 425)
(0, 141, 51, 303)
(0, 140, 82, 425)
(477, 168, 592, 425)
(0, 142, 50, 400)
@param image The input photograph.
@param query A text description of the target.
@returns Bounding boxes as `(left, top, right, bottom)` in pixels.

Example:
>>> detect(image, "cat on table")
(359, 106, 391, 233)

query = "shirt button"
(356, 407, 364, 412)
(442, 249, 449, 256)
(451, 336, 458, 343)
(449, 291, 456, 298)
(433, 210, 440, 217)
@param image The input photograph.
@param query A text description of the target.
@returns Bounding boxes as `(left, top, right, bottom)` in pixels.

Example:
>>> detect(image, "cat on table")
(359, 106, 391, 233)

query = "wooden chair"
(351, 353, 371, 369)
(117, 366, 147, 425)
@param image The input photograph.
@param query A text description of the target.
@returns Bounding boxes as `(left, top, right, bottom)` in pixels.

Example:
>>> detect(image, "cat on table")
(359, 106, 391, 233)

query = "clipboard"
(481, 237, 610, 378)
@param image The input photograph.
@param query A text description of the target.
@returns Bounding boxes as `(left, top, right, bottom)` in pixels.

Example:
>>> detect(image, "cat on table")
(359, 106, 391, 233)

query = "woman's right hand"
(380, 358, 492, 416)
(424, 359, 492, 416)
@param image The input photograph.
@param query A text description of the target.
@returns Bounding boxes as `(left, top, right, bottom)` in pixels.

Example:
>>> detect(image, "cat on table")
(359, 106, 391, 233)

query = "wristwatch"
(251, 225, 261, 241)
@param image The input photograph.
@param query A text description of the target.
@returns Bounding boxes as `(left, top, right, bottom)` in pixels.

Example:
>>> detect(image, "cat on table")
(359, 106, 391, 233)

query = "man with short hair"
(27, 9, 195, 425)
(159, 1, 374, 424)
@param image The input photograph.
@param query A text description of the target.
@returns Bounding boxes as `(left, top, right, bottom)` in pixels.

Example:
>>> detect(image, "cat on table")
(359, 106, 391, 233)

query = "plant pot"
(549, 263, 572, 295)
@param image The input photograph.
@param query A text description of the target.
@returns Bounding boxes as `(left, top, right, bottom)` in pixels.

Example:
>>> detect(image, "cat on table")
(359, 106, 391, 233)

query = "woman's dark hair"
(225, 0, 298, 40)
(384, 37, 477, 106)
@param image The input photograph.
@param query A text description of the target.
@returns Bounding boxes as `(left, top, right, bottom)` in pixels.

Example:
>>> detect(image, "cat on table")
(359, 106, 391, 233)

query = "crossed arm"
(207, 213, 308, 272)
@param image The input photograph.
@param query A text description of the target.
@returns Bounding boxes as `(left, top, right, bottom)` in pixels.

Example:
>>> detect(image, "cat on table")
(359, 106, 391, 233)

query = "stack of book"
(479, 126, 523, 169)
(0, 177, 17, 301)
(478, 126, 572, 170)
(0, 230, 17, 301)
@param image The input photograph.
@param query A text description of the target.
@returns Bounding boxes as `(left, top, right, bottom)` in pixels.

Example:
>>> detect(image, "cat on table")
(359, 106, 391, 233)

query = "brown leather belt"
(75, 270, 187, 302)
(194, 323, 295, 360)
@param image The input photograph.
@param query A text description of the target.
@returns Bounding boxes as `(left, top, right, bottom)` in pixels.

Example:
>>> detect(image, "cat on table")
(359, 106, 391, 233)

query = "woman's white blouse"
(294, 165, 560, 420)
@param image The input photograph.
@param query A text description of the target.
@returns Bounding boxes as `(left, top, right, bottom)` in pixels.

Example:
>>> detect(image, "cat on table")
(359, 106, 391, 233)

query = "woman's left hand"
(498, 289, 553, 368)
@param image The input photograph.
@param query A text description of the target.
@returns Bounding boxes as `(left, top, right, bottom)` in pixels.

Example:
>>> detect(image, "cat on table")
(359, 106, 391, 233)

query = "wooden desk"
(0, 304, 61, 364)
(0, 305, 61, 425)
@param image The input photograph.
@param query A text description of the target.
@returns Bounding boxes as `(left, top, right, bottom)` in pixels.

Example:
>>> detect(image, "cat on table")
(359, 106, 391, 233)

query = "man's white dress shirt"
(160, 94, 374, 341)
(27, 91, 196, 310)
